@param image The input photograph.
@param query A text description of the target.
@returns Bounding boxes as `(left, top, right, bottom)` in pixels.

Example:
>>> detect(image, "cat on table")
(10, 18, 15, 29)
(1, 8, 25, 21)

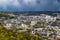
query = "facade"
(4, 23, 12, 29)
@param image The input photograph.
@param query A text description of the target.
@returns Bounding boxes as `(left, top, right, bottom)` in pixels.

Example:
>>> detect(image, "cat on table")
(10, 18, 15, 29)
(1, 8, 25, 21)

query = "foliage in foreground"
(0, 27, 41, 40)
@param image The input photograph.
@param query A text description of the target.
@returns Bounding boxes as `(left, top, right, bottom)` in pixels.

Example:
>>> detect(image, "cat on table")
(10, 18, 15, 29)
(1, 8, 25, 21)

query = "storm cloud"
(0, 0, 60, 12)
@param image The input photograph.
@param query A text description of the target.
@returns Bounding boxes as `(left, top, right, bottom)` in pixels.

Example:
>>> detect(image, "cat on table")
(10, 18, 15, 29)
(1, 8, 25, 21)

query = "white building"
(4, 23, 12, 29)
(34, 28, 43, 31)
(56, 29, 60, 38)
(30, 21, 37, 26)
(40, 14, 57, 23)
(8, 14, 16, 17)
(57, 14, 60, 19)
(20, 24, 28, 29)
(18, 29, 27, 33)
(11, 19, 20, 24)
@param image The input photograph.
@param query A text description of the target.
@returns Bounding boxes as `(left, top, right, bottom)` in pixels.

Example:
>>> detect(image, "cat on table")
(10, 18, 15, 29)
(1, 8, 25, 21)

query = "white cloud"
(23, 0, 36, 5)
(0, 0, 20, 6)
(12, 0, 20, 6)
(0, 0, 20, 10)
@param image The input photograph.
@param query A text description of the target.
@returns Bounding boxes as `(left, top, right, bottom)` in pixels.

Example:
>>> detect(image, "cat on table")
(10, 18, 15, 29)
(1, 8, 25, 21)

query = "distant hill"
(14, 11, 60, 16)
(0, 11, 60, 16)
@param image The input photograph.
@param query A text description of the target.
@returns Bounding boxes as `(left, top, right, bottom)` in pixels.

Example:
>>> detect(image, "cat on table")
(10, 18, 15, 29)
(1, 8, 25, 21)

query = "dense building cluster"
(0, 13, 60, 40)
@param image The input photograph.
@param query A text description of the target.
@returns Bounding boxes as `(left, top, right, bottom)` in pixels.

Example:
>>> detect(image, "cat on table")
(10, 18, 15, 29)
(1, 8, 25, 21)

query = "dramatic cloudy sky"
(0, 0, 60, 12)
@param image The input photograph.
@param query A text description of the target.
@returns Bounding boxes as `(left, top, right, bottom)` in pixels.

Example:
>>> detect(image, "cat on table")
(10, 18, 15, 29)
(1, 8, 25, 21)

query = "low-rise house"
(4, 23, 12, 29)
(30, 21, 37, 26)
(56, 29, 60, 38)
(18, 29, 27, 33)
(31, 28, 43, 35)
(19, 24, 29, 29)
(31, 31, 35, 34)
(8, 14, 16, 17)
(11, 19, 20, 24)
(12, 23, 21, 28)
(1, 17, 6, 19)
(4, 19, 11, 23)
(57, 14, 60, 20)
(32, 28, 48, 37)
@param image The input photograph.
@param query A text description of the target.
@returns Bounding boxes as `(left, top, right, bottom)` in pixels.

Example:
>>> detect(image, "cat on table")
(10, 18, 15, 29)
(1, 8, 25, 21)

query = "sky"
(0, 0, 60, 12)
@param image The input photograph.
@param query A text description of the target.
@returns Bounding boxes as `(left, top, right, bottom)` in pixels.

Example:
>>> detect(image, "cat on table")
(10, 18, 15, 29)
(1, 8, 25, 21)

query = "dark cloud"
(0, 0, 60, 12)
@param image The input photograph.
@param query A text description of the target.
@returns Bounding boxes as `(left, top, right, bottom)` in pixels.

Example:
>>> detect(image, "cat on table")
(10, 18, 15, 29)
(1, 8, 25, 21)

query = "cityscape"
(0, 12, 60, 40)
(0, 0, 60, 40)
